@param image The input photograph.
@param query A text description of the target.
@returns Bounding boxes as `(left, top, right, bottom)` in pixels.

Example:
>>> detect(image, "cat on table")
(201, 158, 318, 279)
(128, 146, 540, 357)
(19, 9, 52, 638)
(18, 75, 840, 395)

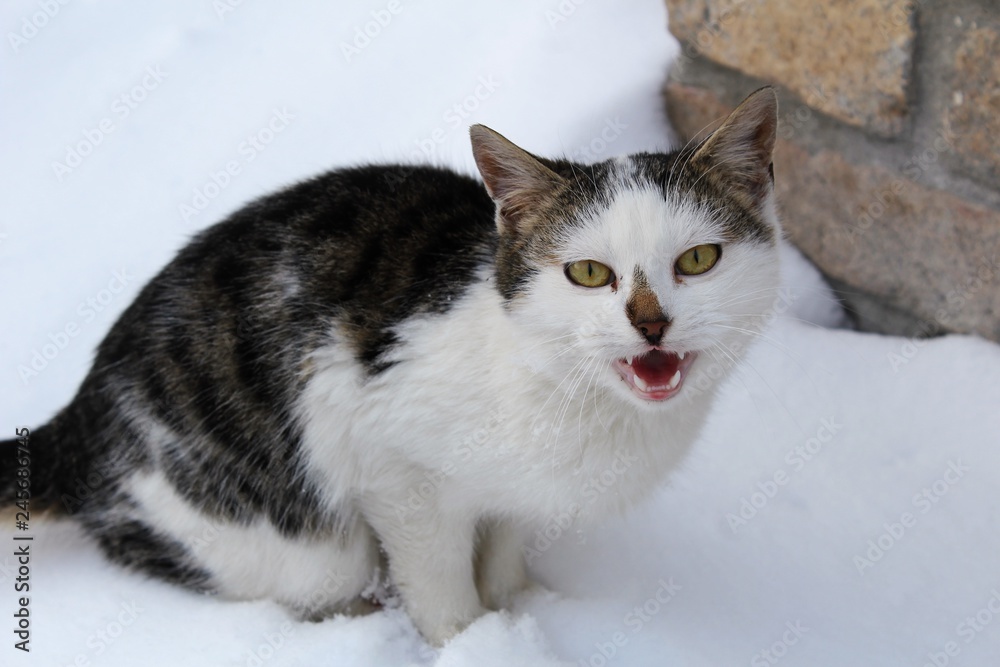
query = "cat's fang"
(678, 351, 686, 360)
(667, 370, 681, 389)
(633, 374, 649, 391)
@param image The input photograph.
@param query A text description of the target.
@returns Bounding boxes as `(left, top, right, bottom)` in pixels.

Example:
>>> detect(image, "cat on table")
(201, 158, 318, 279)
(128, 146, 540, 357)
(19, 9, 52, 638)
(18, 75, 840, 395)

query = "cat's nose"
(635, 320, 670, 345)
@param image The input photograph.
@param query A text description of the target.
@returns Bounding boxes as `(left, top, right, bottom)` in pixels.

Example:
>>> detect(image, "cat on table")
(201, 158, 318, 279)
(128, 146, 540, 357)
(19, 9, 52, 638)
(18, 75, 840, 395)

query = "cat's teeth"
(626, 355, 634, 365)
(667, 370, 681, 390)
(633, 374, 649, 392)
(678, 351, 686, 360)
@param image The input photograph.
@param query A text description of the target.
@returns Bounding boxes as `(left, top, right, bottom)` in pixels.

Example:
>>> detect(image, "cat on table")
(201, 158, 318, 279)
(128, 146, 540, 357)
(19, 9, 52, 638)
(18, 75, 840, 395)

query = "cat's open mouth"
(613, 350, 698, 401)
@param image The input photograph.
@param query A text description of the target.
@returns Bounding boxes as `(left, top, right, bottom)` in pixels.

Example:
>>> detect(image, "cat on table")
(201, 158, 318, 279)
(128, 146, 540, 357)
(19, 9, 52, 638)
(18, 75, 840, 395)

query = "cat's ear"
(689, 86, 777, 204)
(470, 125, 566, 236)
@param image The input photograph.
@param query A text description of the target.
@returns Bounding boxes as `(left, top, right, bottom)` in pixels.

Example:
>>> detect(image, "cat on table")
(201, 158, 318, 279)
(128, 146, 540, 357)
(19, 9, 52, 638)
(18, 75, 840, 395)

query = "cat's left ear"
(689, 86, 778, 204)
(470, 125, 567, 237)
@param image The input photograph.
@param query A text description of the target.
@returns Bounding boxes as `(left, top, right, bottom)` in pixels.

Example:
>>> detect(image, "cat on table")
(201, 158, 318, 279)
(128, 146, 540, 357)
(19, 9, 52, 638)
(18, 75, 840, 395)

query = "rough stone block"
(666, 0, 915, 136)
(941, 24, 1000, 186)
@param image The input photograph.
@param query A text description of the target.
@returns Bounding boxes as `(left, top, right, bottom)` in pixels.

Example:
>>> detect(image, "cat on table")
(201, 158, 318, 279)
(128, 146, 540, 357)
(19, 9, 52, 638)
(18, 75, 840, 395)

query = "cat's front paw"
(478, 571, 536, 611)
(412, 603, 488, 647)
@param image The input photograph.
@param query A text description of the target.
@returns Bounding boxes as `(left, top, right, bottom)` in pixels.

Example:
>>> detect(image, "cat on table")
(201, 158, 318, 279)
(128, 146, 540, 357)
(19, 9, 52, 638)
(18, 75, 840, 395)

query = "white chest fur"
(295, 279, 713, 529)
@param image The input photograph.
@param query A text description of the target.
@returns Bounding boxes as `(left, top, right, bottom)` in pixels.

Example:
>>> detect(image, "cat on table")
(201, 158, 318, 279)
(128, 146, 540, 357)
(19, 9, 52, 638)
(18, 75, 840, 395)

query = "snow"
(2, 0, 999, 665)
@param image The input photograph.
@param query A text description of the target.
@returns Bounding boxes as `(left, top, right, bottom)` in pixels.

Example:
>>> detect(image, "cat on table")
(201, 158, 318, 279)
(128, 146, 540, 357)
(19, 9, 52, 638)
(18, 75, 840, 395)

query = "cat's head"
(470, 88, 782, 410)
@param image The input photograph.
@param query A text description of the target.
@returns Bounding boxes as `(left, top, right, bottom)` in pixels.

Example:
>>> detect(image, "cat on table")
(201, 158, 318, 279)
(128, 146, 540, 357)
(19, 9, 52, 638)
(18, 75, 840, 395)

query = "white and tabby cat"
(1, 88, 781, 644)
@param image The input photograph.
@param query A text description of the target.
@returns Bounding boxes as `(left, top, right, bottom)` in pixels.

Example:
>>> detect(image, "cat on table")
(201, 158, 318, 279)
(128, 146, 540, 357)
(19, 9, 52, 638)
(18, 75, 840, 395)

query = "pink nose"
(636, 320, 669, 345)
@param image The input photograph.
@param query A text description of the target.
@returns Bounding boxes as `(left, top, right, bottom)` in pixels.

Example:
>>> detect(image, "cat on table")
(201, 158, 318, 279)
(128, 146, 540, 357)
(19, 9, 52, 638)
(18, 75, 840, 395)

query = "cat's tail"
(0, 410, 82, 517)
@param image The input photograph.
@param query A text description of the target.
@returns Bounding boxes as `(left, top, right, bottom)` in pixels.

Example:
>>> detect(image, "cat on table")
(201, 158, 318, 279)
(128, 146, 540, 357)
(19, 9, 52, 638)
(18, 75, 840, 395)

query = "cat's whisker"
(702, 342, 775, 439)
(664, 113, 725, 193)
(777, 314, 849, 329)
(711, 286, 783, 308)
(567, 356, 600, 453)
(526, 342, 587, 390)
(713, 285, 847, 312)
(522, 332, 580, 355)
(711, 338, 802, 426)
(542, 355, 593, 480)
(577, 355, 606, 455)
(707, 323, 832, 396)
(686, 151, 744, 195)
(550, 354, 595, 453)
(698, 320, 810, 376)
(567, 160, 600, 195)
(515, 334, 586, 374)
(531, 353, 592, 442)
(595, 381, 612, 434)
(707, 322, 813, 372)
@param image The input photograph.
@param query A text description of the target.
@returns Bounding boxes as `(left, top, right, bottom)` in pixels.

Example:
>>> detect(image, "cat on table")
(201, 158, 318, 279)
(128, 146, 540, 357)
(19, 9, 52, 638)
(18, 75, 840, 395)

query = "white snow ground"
(2, 1, 999, 665)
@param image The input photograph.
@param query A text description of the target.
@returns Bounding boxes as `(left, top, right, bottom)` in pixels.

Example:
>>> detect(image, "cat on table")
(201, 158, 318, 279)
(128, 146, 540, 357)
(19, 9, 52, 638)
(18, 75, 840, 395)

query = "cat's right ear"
(470, 125, 566, 237)
(688, 86, 778, 206)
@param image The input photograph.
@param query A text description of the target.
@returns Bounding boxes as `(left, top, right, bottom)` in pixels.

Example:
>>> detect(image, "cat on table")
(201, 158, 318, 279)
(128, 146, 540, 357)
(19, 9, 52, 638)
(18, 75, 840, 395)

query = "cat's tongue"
(633, 350, 679, 382)
(615, 350, 697, 401)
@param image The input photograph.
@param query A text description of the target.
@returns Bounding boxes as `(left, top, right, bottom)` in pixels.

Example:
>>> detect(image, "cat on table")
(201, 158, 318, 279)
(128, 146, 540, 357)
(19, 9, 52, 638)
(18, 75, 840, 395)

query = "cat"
(1, 88, 781, 645)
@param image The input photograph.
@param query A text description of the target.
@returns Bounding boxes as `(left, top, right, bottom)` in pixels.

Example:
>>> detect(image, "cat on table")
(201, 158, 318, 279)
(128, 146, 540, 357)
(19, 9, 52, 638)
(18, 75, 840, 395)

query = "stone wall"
(664, 0, 1000, 341)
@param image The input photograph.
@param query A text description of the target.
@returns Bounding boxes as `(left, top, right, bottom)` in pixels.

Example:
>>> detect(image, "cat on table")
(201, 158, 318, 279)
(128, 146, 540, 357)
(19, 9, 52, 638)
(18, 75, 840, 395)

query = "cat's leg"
(363, 500, 485, 646)
(119, 469, 380, 615)
(475, 519, 530, 610)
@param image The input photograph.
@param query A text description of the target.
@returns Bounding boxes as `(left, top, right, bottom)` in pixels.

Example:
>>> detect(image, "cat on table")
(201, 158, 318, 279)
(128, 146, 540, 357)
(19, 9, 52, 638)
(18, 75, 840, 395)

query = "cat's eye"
(675, 244, 721, 276)
(565, 260, 615, 288)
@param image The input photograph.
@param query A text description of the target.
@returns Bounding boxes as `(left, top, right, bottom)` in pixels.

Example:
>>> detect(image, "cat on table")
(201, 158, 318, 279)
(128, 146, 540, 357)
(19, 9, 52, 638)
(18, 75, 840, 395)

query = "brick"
(664, 82, 1000, 341)
(942, 25, 1000, 185)
(666, 0, 915, 136)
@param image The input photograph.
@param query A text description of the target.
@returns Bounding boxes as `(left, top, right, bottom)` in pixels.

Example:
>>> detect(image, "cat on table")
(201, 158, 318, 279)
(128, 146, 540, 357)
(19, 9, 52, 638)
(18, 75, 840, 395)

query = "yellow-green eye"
(565, 260, 614, 288)
(675, 244, 721, 276)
